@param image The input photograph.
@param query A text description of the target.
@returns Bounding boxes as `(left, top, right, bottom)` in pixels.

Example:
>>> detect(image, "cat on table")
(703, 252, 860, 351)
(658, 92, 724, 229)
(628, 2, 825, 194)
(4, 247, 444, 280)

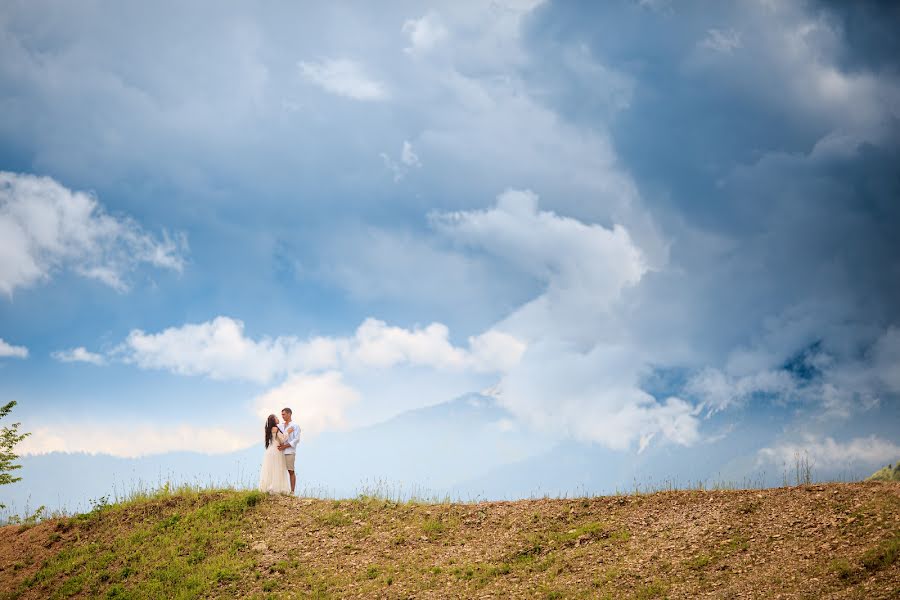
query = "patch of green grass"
(422, 518, 445, 536)
(20, 490, 265, 599)
(557, 521, 608, 544)
(551, 521, 630, 549)
(508, 537, 544, 565)
(829, 558, 853, 580)
(723, 535, 749, 554)
(861, 533, 900, 572)
(633, 580, 667, 599)
(318, 510, 352, 527)
(866, 462, 900, 482)
(450, 562, 511, 588)
(686, 553, 713, 570)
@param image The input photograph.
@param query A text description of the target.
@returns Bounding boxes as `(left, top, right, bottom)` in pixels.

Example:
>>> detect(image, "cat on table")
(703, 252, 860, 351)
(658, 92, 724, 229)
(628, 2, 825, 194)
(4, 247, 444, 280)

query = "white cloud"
(0, 171, 186, 296)
(0, 337, 28, 358)
(401, 141, 421, 167)
(298, 58, 387, 101)
(119, 315, 525, 383)
(252, 371, 360, 436)
(402, 13, 448, 55)
(687, 8, 900, 146)
(432, 190, 698, 450)
(380, 140, 421, 181)
(497, 341, 700, 450)
(685, 367, 797, 414)
(17, 423, 255, 458)
(683, 320, 899, 420)
(433, 189, 647, 342)
(120, 316, 336, 383)
(51, 346, 105, 365)
(758, 435, 900, 470)
(700, 28, 742, 53)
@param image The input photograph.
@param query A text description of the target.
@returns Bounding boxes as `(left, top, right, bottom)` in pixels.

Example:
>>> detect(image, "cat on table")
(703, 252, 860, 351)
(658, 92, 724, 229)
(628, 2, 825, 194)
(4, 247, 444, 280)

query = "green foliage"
(866, 462, 900, 482)
(1, 401, 30, 499)
(20, 490, 266, 598)
(861, 533, 900, 572)
(319, 510, 352, 527)
(829, 558, 853, 580)
(421, 518, 445, 536)
(686, 553, 713, 570)
(633, 580, 667, 599)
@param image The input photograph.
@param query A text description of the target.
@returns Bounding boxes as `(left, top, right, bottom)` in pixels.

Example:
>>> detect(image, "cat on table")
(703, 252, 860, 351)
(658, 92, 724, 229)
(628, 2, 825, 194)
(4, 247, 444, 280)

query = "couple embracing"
(259, 407, 300, 495)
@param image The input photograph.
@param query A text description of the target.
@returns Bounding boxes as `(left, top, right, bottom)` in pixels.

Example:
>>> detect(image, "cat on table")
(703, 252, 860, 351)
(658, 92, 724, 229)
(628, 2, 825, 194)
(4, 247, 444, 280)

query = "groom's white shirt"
(278, 421, 300, 455)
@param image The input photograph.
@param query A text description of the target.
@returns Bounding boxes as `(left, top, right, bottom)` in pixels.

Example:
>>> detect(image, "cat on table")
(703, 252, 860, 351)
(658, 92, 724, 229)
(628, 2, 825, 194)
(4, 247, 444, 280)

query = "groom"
(277, 407, 300, 493)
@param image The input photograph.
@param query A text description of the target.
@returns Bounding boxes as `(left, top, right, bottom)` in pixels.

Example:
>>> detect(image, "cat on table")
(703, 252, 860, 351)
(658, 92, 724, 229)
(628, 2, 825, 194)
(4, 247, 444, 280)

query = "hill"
(1, 482, 898, 599)
(868, 463, 900, 482)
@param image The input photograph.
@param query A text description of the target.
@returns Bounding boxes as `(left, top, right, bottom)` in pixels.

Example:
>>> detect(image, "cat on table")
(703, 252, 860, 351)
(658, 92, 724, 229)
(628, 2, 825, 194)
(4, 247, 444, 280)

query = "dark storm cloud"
(520, 0, 900, 428)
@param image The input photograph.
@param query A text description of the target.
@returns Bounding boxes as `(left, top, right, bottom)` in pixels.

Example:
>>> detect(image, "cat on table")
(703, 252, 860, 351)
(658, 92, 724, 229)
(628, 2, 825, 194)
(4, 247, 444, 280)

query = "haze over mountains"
(8, 393, 896, 514)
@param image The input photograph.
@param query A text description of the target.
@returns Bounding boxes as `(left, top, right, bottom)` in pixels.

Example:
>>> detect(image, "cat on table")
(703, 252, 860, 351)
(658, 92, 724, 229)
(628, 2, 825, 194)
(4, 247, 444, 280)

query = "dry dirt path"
(248, 481, 899, 599)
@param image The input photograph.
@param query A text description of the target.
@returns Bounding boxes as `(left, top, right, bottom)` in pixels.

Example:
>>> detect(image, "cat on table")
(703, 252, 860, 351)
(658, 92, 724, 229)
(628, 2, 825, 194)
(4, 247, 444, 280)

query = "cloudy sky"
(1, 0, 899, 489)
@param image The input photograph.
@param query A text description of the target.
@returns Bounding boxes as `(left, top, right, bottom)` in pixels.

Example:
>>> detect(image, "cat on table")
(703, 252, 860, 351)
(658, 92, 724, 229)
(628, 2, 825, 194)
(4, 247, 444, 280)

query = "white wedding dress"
(258, 429, 291, 494)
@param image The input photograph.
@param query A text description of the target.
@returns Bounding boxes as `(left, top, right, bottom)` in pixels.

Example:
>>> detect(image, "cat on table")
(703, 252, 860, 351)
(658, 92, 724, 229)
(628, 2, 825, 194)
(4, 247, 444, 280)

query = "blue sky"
(1, 0, 899, 499)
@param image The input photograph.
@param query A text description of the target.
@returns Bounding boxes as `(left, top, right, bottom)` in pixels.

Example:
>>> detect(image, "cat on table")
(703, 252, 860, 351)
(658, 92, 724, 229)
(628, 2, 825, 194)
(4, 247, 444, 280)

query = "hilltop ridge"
(1, 481, 898, 598)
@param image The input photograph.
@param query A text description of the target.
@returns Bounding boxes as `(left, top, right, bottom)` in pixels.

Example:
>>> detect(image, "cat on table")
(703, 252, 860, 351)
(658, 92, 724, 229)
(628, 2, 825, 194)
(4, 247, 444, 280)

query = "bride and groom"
(259, 407, 300, 494)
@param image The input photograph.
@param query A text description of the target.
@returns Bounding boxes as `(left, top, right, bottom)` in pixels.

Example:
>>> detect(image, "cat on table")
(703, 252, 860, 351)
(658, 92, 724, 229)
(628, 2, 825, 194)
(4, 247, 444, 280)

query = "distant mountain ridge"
(5, 393, 896, 515)
(5, 393, 556, 512)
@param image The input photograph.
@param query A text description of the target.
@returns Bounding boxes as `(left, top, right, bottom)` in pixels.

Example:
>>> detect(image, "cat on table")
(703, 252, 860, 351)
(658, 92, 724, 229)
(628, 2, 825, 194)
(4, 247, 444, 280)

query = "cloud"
(0, 337, 28, 358)
(310, 225, 526, 323)
(17, 423, 254, 458)
(681, 314, 898, 421)
(758, 434, 900, 470)
(298, 58, 387, 101)
(51, 346, 105, 365)
(432, 190, 699, 450)
(433, 189, 647, 341)
(380, 140, 421, 181)
(871, 326, 900, 393)
(119, 315, 525, 383)
(402, 13, 448, 55)
(685, 368, 797, 414)
(700, 28, 742, 53)
(120, 316, 336, 383)
(0, 171, 186, 296)
(401, 141, 421, 167)
(252, 371, 360, 436)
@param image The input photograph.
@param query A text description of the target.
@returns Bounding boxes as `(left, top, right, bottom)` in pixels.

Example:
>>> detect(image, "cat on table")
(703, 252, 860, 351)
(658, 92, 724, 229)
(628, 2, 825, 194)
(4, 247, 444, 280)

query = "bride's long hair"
(264, 414, 278, 448)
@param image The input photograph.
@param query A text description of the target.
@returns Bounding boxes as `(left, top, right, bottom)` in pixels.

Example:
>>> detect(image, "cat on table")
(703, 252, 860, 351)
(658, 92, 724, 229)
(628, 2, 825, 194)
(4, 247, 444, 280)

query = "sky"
(1, 0, 899, 502)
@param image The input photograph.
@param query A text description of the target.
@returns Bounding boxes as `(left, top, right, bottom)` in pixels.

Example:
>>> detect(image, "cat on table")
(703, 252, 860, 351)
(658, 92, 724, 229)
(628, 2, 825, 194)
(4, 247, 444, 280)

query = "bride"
(258, 414, 291, 494)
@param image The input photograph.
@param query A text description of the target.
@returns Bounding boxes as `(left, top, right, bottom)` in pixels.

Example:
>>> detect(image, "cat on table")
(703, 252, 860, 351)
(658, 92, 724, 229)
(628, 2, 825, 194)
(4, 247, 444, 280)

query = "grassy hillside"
(868, 463, 900, 482)
(0, 482, 898, 599)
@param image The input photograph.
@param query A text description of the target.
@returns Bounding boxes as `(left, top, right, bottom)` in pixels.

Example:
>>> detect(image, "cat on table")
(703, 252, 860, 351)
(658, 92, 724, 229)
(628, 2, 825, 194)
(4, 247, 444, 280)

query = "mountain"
(5, 394, 893, 516)
(287, 392, 557, 497)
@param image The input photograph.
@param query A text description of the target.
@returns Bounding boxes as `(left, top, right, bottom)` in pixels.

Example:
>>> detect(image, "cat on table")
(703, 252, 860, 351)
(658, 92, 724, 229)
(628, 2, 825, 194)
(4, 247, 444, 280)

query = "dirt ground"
(1, 481, 898, 599)
(247, 481, 900, 599)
